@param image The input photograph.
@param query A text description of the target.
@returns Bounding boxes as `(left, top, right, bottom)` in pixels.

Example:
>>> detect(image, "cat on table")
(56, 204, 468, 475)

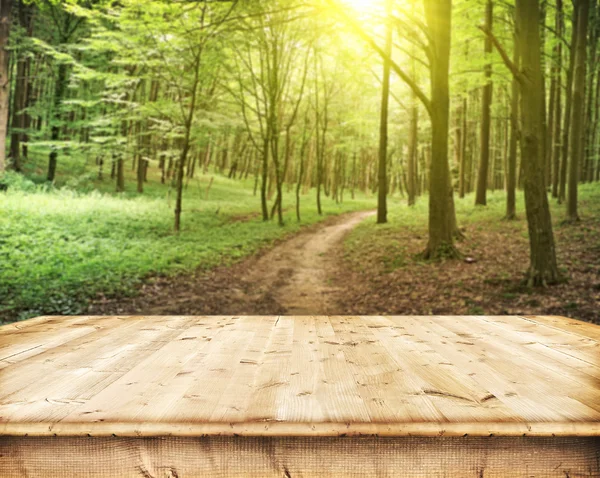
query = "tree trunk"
(377, 0, 393, 224)
(8, 1, 33, 171)
(559, 3, 578, 203)
(422, 0, 459, 259)
(47, 63, 68, 182)
(589, 64, 600, 183)
(583, 1, 598, 183)
(475, 0, 493, 206)
(458, 96, 467, 199)
(407, 91, 418, 206)
(566, 0, 590, 222)
(551, 0, 563, 198)
(0, 0, 12, 174)
(506, 31, 520, 220)
(515, 0, 560, 286)
(261, 138, 269, 221)
(116, 154, 125, 192)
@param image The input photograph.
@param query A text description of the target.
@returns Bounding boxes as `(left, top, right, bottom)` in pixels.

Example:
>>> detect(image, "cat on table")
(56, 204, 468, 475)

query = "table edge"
(2, 421, 599, 438)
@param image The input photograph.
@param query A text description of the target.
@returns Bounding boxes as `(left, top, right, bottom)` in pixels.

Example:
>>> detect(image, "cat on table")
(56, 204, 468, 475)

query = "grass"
(1, 160, 376, 322)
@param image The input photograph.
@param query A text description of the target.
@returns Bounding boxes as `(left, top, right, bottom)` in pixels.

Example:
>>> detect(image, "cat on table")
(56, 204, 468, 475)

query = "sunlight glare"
(341, 0, 381, 14)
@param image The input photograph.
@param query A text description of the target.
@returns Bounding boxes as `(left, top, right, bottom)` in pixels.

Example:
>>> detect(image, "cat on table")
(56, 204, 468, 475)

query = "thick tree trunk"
(475, 0, 493, 206)
(515, 0, 560, 286)
(0, 0, 12, 173)
(422, 0, 459, 260)
(567, 0, 590, 222)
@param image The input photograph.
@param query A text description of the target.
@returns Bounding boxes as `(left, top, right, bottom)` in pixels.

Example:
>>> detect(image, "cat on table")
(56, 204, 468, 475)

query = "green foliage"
(0, 171, 40, 192)
(0, 174, 375, 322)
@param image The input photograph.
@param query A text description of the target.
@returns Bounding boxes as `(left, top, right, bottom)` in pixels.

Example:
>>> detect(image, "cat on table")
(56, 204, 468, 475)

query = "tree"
(485, 0, 560, 285)
(566, 0, 590, 222)
(551, 0, 564, 198)
(505, 19, 519, 220)
(328, 0, 460, 259)
(9, 1, 35, 172)
(0, 0, 12, 173)
(229, 0, 311, 225)
(421, 0, 458, 258)
(475, 0, 493, 206)
(559, 2, 578, 203)
(376, 0, 393, 224)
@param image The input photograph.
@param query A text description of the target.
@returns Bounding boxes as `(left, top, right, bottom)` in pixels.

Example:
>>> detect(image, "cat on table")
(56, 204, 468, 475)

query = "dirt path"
(89, 210, 375, 316)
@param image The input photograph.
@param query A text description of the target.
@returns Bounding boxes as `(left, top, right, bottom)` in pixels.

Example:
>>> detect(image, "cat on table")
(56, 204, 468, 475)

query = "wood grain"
(1, 436, 598, 477)
(0, 315, 599, 438)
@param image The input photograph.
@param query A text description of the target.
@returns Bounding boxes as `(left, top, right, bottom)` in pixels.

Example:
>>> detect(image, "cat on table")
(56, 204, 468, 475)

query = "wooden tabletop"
(0, 315, 598, 437)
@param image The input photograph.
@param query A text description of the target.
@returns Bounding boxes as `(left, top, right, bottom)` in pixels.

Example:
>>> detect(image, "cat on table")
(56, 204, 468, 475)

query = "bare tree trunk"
(559, 3, 577, 203)
(551, 0, 563, 198)
(458, 97, 467, 199)
(567, 0, 590, 222)
(506, 30, 519, 220)
(422, 0, 459, 259)
(407, 90, 418, 206)
(516, 0, 560, 285)
(47, 63, 68, 182)
(377, 0, 393, 224)
(8, 1, 33, 171)
(261, 138, 269, 221)
(175, 51, 202, 233)
(475, 0, 493, 206)
(0, 0, 13, 173)
(116, 154, 125, 192)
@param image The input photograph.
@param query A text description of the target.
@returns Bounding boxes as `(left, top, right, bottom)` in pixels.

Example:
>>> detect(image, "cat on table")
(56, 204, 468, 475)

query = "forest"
(0, 0, 599, 323)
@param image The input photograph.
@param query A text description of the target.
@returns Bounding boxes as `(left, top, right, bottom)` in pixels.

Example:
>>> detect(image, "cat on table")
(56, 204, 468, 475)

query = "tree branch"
(324, 0, 432, 117)
(478, 26, 522, 83)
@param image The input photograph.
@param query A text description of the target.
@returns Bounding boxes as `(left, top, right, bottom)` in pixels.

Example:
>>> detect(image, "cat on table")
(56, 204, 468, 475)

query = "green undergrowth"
(0, 168, 375, 322)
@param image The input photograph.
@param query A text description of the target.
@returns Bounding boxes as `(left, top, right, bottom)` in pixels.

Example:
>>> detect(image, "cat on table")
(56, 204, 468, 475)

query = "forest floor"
(90, 184, 600, 324)
(0, 168, 374, 323)
(88, 210, 376, 316)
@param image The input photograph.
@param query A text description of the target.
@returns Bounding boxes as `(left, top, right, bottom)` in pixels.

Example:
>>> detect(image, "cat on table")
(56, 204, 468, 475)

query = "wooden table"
(0, 315, 598, 477)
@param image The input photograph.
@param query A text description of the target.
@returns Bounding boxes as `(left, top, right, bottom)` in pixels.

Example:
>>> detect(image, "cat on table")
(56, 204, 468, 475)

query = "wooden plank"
(57, 317, 230, 424)
(0, 317, 199, 424)
(425, 316, 600, 419)
(327, 316, 445, 423)
(367, 317, 526, 423)
(0, 315, 599, 438)
(1, 436, 598, 478)
(0, 316, 123, 367)
(395, 316, 600, 421)
(523, 315, 600, 342)
(310, 316, 373, 423)
(162, 316, 262, 422)
(481, 315, 600, 366)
